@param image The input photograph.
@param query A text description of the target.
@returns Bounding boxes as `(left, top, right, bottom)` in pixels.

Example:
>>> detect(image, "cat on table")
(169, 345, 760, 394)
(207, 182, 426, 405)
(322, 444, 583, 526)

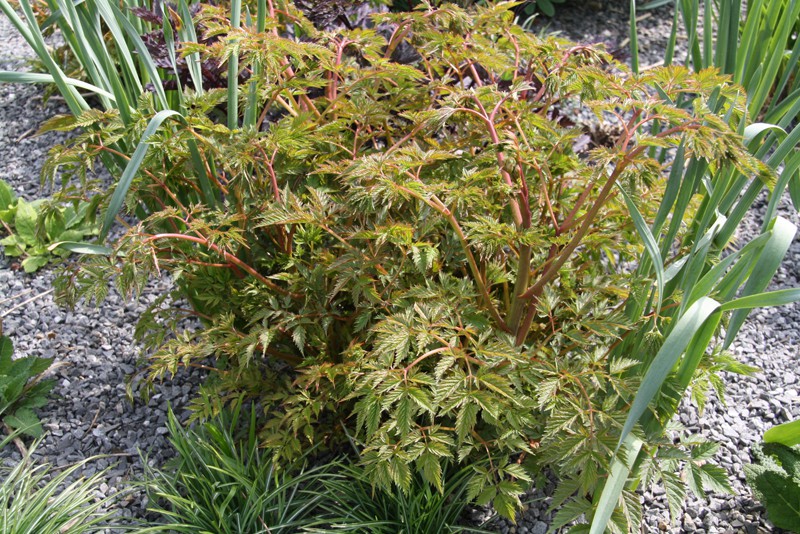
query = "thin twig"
(1, 289, 54, 318)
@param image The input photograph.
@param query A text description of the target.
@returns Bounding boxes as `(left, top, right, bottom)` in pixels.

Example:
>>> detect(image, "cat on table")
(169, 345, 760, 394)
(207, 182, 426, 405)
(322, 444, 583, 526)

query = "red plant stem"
(145, 233, 301, 299)
(471, 97, 525, 229)
(514, 145, 648, 346)
(392, 181, 509, 333)
(384, 22, 411, 60)
(327, 39, 349, 102)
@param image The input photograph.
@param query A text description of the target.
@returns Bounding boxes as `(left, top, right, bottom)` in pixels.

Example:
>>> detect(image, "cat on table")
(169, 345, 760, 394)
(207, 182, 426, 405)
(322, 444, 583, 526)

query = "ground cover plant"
(0, 178, 100, 273)
(3, 0, 800, 530)
(0, 329, 53, 438)
(314, 461, 492, 533)
(0, 433, 117, 533)
(745, 442, 800, 531)
(137, 400, 334, 533)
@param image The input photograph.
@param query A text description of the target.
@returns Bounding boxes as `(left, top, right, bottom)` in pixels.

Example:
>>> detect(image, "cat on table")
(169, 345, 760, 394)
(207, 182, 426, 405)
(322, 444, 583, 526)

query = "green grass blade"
(786, 151, 800, 210)
(721, 288, 800, 311)
(676, 309, 722, 390)
(619, 184, 664, 314)
(73, 5, 133, 122)
(92, 0, 145, 99)
(101, 110, 182, 239)
(688, 232, 770, 304)
(723, 216, 796, 348)
(228, 0, 242, 129)
(589, 435, 643, 534)
(617, 297, 721, 449)
(0, 71, 116, 100)
(107, 0, 170, 110)
(702, 0, 713, 70)
(187, 139, 217, 208)
(676, 215, 726, 313)
(628, 0, 639, 75)
(765, 87, 800, 127)
(177, 0, 204, 94)
(0, 0, 89, 114)
(48, 241, 114, 255)
(764, 419, 800, 446)
(51, 0, 114, 109)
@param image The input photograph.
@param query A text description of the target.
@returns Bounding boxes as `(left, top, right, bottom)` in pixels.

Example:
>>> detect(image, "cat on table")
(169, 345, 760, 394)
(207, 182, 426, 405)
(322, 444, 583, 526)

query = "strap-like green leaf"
(618, 297, 721, 449)
(48, 241, 114, 255)
(0, 71, 116, 101)
(589, 435, 643, 534)
(721, 288, 800, 311)
(765, 419, 800, 447)
(101, 110, 182, 239)
(723, 216, 796, 348)
(618, 184, 665, 315)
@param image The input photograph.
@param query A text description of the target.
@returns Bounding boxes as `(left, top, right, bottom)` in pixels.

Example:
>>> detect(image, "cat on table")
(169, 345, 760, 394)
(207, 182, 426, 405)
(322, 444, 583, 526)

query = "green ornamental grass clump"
(21, 0, 798, 528)
(0, 434, 117, 533)
(137, 402, 335, 533)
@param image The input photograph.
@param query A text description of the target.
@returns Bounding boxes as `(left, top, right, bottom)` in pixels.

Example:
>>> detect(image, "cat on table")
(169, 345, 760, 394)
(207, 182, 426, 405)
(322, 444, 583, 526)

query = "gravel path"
(1, 4, 799, 533)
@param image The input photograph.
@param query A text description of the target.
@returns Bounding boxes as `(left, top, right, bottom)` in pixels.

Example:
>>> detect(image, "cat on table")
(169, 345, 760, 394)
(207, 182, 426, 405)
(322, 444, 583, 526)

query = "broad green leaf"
(4, 407, 43, 437)
(0, 336, 12, 363)
(0, 179, 14, 210)
(746, 470, 800, 530)
(14, 199, 38, 246)
(765, 419, 800, 447)
(0, 234, 24, 256)
(21, 256, 50, 273)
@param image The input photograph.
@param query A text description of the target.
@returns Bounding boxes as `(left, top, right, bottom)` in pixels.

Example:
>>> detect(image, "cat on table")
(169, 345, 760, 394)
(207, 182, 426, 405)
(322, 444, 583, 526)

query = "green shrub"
(136, 402, 335, 533)
(11, 0, 798, 527)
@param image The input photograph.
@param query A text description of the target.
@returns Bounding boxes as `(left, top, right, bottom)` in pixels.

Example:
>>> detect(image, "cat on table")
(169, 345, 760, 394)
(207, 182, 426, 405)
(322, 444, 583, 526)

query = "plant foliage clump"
(0, 178, 100, 273)
(0, 333, 54, 438)
(745, 442, 800, 532)
(47, 0, 783, 523)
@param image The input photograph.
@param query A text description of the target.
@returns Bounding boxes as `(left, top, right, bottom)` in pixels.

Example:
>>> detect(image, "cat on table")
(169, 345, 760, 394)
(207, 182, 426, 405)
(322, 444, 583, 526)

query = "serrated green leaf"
(493, 490, 520, 521)
(417, 451, 443, 493)
(5, 407, 43, 437)
(661, 470, 686, 522)
(746, 470, 800, 531)
(698, 462, 733, 494)
(14, 199, 38, 246)
(21, 255, 50, 273)
(0, 179, 14, 210)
